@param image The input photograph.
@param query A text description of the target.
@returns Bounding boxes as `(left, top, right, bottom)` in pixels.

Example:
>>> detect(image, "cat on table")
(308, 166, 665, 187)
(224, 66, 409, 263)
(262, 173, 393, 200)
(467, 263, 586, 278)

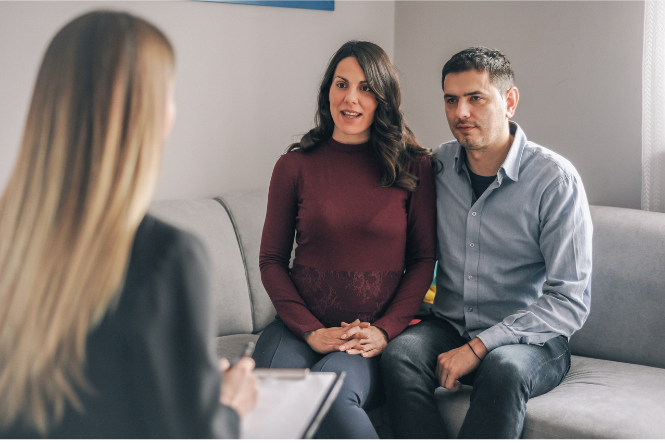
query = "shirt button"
(472, 212, 477, 216)
(468, 308, 473, 312)
(468, 275, 473, 280)
(470, 243, 475, 248)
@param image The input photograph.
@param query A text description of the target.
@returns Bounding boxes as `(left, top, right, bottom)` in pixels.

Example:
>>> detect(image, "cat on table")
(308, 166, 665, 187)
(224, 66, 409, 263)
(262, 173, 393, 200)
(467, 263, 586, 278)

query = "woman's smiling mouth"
(342, 110, 361, 119)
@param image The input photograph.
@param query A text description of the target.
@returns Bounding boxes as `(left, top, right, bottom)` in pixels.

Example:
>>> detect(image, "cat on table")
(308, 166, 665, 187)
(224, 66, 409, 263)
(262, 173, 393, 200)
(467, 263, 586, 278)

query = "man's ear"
(505, 87, 519, 119)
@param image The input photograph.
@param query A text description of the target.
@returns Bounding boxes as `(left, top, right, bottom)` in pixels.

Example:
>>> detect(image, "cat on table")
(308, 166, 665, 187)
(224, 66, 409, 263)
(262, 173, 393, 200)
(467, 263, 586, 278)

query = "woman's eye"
(360, 85, 373, 93)
(336, 82, 347, 88)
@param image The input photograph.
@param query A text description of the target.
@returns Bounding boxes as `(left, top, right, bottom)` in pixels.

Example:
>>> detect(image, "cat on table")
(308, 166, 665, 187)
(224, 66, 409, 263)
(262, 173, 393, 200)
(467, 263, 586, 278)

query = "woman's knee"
(253, 318, 316, 368)
(312, 352, 381, 403)
(252, 319, 285, 367)
(313, 351, 376, 374)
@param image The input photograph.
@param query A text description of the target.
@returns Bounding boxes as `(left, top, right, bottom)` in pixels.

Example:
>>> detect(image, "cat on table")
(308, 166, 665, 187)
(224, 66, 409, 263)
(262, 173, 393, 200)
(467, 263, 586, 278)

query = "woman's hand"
(340, 322, 388, 358)
(219, 357, 258, 419)
(303, 319, 363, 354)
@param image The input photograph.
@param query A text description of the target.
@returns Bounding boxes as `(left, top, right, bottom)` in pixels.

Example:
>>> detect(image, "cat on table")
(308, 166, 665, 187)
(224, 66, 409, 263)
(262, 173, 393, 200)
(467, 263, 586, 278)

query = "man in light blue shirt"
(381, 47, 593, 438)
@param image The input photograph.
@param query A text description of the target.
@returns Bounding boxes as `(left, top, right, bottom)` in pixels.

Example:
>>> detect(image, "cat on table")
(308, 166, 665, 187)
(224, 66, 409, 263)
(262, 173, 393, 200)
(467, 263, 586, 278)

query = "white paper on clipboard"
(241, 370, 345, 439)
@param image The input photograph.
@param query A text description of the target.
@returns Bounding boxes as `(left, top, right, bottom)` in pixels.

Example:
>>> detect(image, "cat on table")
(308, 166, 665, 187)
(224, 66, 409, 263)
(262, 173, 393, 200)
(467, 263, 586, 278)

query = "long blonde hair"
(0, 11, 175, 433)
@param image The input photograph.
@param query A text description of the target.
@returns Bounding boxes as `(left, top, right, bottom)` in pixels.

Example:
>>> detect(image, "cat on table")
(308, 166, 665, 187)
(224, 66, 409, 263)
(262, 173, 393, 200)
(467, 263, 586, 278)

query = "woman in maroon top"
(254, 41, 437, 438)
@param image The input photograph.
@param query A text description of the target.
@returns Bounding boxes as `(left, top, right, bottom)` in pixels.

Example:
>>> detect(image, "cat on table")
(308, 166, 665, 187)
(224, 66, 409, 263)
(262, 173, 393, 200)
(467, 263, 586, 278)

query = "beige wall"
(0, 0, 396, 200)
(0, 1, 647, 209)
(394, 1, 644, 209)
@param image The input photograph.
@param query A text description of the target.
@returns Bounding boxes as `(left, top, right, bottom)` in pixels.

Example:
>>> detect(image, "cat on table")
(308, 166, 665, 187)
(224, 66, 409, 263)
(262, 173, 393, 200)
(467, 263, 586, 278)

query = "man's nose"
(456, 100, 471, 119)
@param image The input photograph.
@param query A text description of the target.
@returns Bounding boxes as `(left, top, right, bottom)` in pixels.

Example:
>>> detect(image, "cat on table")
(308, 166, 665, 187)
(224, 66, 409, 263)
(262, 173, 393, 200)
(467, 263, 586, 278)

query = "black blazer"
(3, 215, 239, 438)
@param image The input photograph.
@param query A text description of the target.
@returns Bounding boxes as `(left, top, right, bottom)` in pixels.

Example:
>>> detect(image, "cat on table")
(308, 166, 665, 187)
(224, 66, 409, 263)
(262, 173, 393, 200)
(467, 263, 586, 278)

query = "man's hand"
(339, 321, 388, 358)
(436, 338, 488, 391)
(219, 357, 258, 419)
(303, 319, 363, 354)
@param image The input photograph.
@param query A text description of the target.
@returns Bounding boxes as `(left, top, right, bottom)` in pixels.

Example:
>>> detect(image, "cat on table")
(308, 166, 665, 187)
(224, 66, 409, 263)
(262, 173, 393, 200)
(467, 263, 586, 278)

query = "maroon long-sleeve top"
(259, 138, 436, 340)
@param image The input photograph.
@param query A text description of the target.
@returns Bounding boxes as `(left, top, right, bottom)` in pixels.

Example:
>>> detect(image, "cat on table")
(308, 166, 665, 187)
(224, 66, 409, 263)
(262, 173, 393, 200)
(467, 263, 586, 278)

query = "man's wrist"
(476, 323, 518, 352)
(468, 337, 488, 359)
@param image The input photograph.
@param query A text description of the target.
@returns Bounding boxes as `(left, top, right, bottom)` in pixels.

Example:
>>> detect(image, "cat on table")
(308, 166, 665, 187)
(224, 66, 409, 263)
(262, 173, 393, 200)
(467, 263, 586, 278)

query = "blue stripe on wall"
(206, 1, 334, 11)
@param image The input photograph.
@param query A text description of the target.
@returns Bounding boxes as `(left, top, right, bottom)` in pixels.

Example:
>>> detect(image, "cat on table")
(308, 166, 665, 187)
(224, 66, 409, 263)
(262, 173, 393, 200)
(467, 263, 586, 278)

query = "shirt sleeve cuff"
(216, 403, 241, 438)
(293, 320, 325, 339)
(476, 323, 519, 352)
(371, 318, 400, 341)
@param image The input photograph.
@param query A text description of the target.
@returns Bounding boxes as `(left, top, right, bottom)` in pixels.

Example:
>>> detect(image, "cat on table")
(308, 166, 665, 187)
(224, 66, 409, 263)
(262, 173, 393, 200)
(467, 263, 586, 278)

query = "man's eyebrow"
(444, 90, 487, 98)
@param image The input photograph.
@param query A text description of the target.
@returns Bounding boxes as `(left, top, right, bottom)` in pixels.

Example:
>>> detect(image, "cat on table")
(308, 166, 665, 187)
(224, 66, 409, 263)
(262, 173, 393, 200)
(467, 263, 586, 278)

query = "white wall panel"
(394, 1, 644, 209)
(0, 0, 395, 200)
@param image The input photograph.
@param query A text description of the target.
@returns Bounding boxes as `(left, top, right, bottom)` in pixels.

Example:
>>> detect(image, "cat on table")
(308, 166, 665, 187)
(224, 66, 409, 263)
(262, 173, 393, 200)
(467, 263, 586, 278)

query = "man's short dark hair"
(441, 47, 515, 94)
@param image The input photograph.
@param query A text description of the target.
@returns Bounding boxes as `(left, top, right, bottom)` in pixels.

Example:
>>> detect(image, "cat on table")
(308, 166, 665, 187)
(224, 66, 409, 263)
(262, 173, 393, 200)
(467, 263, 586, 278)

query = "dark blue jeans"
(381, 316, 571, 438)
(253, 317, 383, 439)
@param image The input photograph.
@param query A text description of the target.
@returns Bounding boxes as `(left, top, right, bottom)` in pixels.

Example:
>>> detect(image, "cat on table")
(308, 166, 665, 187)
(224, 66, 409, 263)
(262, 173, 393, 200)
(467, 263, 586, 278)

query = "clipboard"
(240, 370, 346, 439)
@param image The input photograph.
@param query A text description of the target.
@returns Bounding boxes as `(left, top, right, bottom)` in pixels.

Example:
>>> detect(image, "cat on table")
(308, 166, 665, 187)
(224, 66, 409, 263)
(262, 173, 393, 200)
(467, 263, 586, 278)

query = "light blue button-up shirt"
(432, 122, 593, 352)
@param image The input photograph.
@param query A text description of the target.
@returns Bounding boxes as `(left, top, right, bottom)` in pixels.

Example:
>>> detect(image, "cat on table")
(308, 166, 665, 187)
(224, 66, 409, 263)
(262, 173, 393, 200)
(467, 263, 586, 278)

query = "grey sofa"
(149, 190, 665, 439)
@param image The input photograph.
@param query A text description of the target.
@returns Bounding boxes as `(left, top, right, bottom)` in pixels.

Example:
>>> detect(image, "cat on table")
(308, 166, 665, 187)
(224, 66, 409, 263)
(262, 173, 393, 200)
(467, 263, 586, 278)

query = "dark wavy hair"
(287, 40, 438, 192)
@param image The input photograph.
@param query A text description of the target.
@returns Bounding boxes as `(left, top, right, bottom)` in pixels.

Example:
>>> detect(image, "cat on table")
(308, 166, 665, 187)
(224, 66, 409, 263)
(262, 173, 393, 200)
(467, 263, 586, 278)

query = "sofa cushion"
(434, 355, 665, 438)
(217, 190, 277, 333)
(148, 199, 254, 336)
(216, 334, 260, 361)
(570, 206, 665, 369)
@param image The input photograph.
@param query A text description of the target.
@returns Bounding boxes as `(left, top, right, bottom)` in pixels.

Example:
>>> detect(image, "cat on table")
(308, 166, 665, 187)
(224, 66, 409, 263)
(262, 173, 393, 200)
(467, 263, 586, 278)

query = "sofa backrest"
(149, 195, 665, 371)
(216, 189, 277, 333)
(569, 205, 665, 369)
(148, 198, 255, 336)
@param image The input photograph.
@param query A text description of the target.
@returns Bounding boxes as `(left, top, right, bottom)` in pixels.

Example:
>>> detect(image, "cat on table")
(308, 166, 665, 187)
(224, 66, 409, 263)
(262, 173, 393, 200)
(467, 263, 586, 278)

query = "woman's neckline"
(327, 137, 371, 153)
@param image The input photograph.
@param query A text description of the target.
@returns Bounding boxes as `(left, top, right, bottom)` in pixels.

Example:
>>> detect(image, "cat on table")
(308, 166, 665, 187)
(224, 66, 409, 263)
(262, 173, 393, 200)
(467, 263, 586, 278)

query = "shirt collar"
(453, 121, 526, 183)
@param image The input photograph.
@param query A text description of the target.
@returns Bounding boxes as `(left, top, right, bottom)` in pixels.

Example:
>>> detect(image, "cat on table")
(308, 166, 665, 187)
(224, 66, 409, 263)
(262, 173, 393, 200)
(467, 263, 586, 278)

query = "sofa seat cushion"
(216, 334, 260, 361)
(435, 355, 665, 438)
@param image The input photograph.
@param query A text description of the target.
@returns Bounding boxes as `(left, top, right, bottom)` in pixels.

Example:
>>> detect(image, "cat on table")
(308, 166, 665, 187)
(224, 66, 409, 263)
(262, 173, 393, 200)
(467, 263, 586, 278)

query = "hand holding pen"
(219, 342, 258, 419)
(233, 341, 255, 365)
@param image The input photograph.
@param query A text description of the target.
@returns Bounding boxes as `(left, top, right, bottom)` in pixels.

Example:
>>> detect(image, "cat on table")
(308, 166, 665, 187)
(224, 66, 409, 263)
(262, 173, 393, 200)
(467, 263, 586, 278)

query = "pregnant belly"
(290, 263, 403, 327)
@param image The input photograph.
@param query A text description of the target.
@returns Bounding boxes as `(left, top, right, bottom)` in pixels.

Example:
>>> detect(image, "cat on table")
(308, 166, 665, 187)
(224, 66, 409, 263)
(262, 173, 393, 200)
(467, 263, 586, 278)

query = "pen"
(241, 341, 255, 359)
(253, 368, 310, 379)
(231, 341, 255, 366)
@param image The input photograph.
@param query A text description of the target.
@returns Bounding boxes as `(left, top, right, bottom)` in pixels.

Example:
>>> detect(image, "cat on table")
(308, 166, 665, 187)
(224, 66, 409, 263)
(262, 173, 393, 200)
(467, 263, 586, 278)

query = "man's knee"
(476, 345, 534, 393)
(382, 332, 432, 379)
(382, 334, 409, 361)
(383, 333, 413, 361)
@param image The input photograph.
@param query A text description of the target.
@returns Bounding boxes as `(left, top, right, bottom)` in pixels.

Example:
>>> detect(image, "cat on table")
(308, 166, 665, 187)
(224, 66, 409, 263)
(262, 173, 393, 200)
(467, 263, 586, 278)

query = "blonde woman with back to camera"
(0, 10, 256, 438)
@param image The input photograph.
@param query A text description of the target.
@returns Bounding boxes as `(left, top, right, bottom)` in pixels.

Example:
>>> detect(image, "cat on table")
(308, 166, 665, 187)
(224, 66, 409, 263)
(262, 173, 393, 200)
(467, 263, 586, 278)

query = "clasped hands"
(303, 319, 387, 358)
